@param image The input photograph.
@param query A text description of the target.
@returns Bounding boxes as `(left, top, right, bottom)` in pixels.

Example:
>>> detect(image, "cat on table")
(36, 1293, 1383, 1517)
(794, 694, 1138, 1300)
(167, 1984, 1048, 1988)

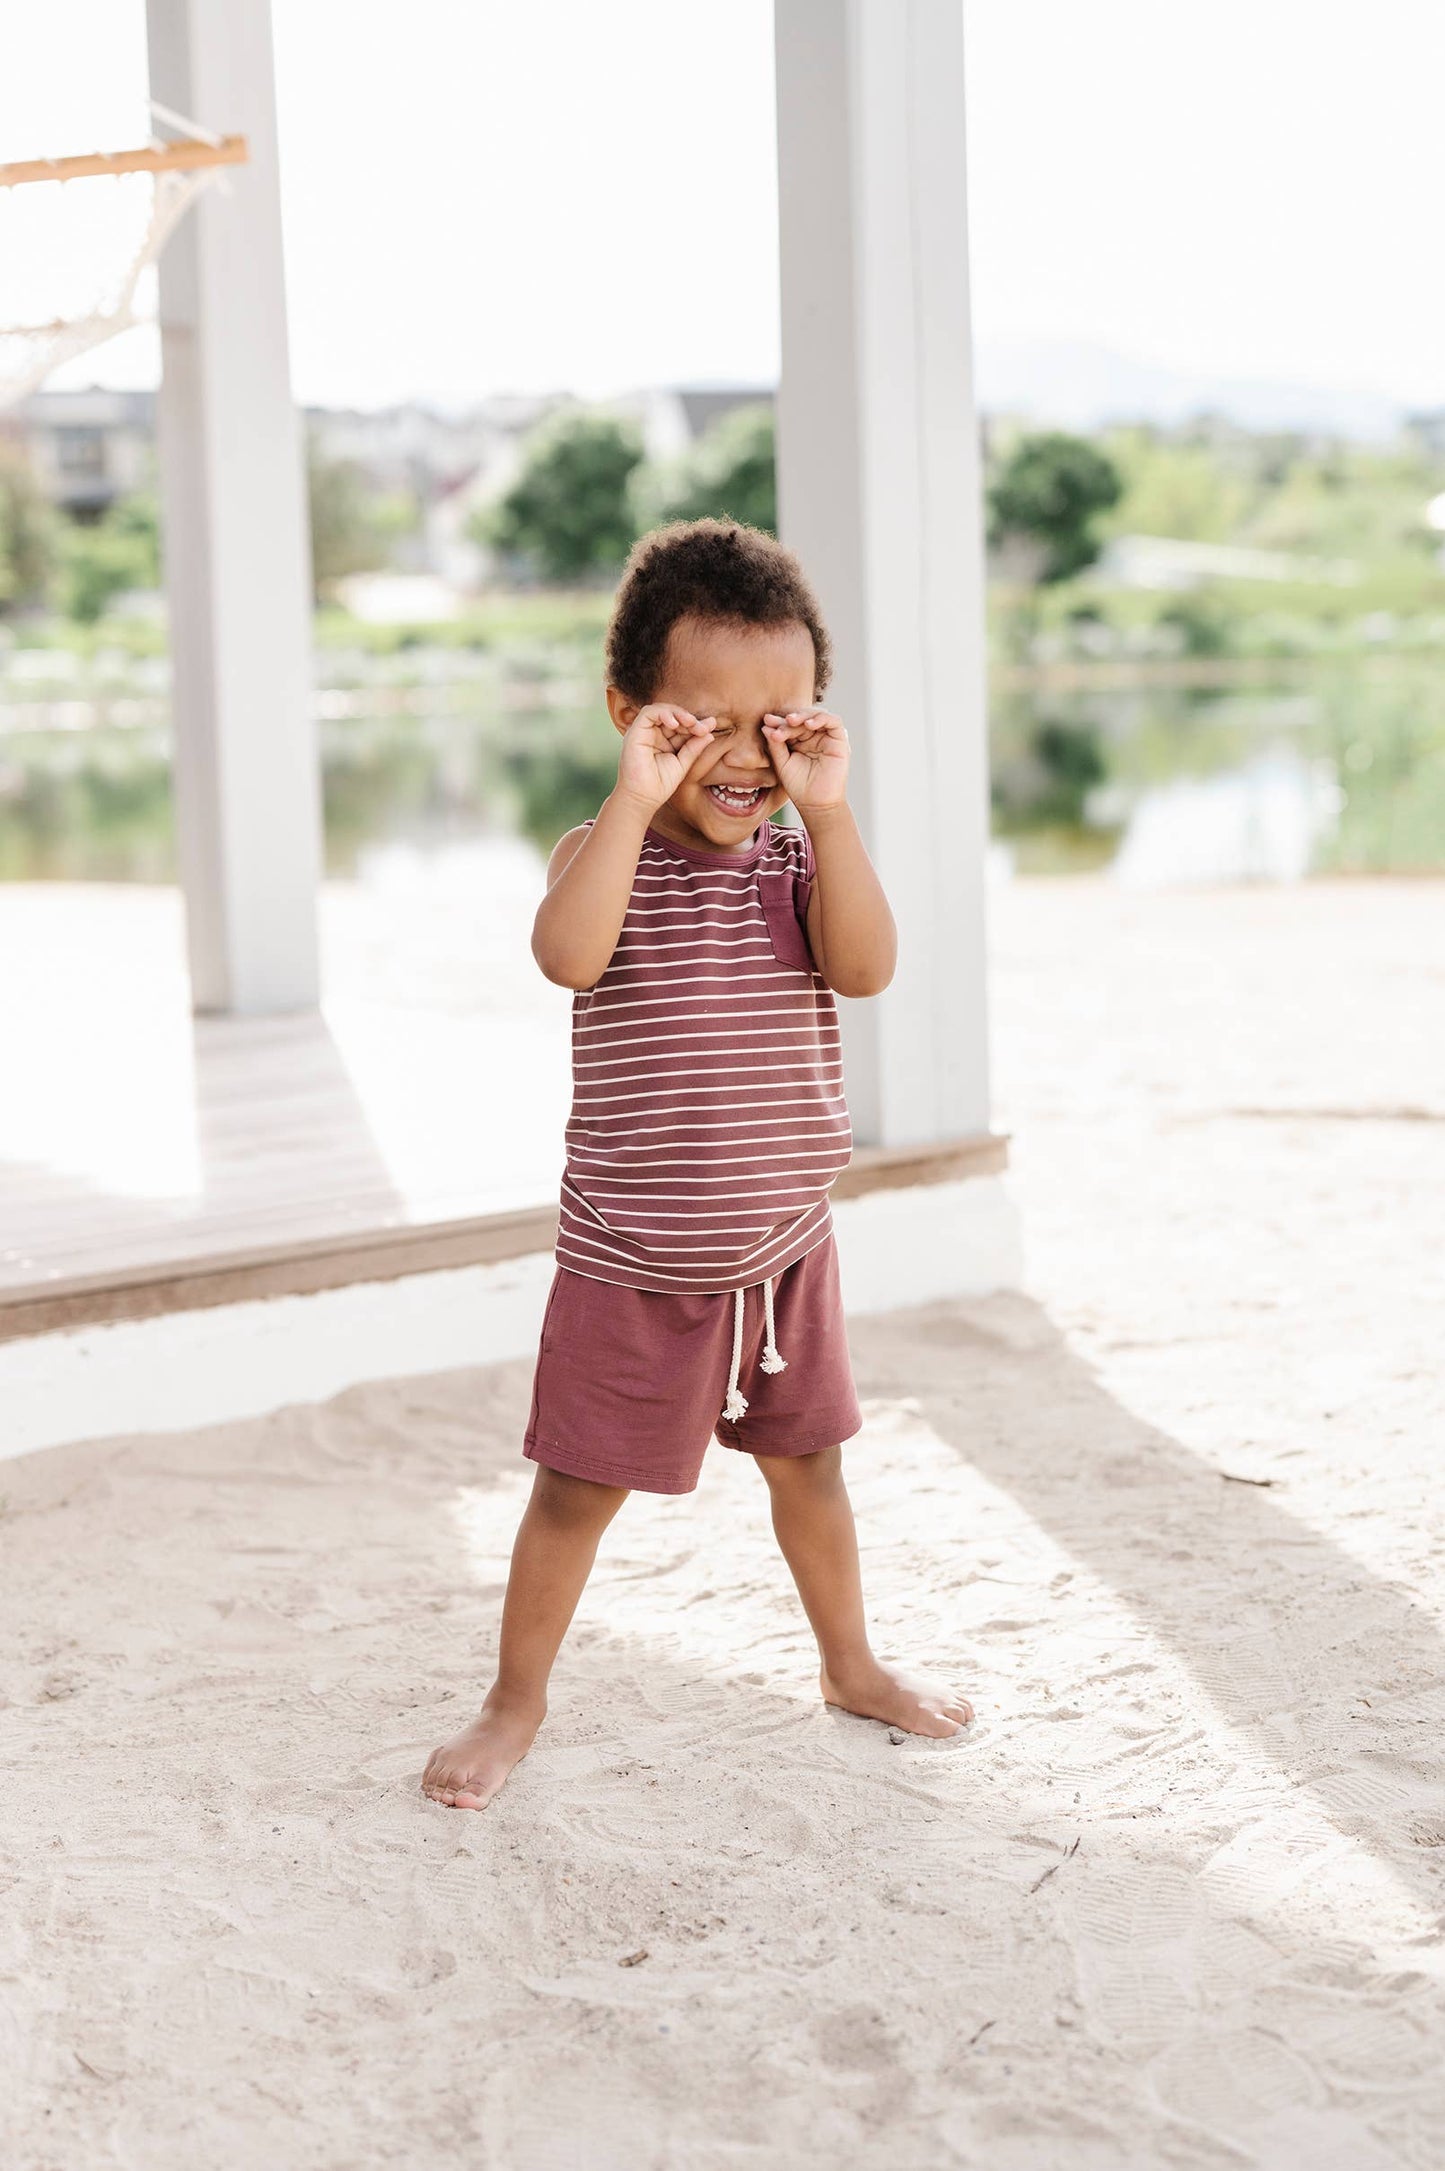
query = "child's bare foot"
(820, 1659, 974, 1738)
(421, 1694, 544, 1809)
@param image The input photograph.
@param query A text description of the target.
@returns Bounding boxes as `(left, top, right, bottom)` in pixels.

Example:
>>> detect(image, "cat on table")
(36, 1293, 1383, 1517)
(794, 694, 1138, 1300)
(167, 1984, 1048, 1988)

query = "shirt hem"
(552, 1214, 837, 1297)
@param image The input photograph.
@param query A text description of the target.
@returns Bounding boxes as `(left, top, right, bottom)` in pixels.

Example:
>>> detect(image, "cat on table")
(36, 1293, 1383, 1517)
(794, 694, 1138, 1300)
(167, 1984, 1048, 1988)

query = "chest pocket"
(757, 869, 816, 974)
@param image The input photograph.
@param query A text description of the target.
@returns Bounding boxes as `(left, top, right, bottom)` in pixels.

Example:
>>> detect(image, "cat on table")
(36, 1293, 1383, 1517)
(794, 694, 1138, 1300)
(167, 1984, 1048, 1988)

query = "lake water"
(0, 643, 1440, 886)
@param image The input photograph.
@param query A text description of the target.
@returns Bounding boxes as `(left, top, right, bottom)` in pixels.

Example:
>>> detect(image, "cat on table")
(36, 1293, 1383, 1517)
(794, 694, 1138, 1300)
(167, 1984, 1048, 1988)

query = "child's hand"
(615, 704, 717, 814)
(762, 710, 850, 813)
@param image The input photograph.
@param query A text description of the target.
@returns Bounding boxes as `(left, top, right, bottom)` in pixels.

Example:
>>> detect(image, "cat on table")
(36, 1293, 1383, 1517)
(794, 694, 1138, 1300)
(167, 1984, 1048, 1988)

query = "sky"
(4, 0, 1443, 416)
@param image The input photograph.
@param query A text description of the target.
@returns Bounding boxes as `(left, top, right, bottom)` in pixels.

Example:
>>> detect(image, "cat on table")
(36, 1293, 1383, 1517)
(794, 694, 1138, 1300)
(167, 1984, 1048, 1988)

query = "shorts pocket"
(758, 871, 815, 973)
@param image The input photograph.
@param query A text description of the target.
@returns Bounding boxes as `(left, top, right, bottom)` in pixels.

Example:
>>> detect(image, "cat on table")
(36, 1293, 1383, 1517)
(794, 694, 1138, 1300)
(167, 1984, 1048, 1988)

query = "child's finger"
(672, 725, 719, 772)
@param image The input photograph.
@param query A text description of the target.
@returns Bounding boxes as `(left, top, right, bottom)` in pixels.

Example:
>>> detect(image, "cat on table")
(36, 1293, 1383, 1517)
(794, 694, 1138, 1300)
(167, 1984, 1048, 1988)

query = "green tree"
(659, 403, 776, 533)
(479, 411, 644, 583)
(0, 442, 57, 614)
(987, 431, 1123, 584)
(59, 494, 161, 623)
(307, 449, 396, 601)
(1100, 427, 1251, 543)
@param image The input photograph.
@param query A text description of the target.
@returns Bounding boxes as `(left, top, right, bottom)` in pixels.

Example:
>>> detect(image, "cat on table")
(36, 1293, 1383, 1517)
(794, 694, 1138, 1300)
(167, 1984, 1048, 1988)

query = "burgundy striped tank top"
(555, 816, 853, 1294)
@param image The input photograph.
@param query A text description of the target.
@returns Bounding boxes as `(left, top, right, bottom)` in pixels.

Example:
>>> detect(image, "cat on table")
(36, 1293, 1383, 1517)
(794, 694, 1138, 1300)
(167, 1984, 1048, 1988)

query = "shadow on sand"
(850, 1293, 1445, 1923)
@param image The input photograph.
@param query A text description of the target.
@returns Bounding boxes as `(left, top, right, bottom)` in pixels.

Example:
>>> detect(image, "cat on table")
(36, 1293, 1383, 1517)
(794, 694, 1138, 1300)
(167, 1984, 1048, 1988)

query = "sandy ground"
(4, 876, 1445, 2170)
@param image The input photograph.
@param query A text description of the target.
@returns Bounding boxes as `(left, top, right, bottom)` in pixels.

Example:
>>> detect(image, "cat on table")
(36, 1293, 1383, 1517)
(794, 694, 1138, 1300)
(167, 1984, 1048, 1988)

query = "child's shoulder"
(545, 823, 592, 888)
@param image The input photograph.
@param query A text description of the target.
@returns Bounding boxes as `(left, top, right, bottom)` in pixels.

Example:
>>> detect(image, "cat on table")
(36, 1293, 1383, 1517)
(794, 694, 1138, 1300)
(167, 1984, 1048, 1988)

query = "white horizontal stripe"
(563, 1193, 830, 1221)
(572, 1078, 843, 1105)
(574, 1056, 841, 1079)
(579, 971, 824, 995)
(570, 1114, 850, 1135)
(574, 1040, 838, 1069)
(569, 1192, 837, 1213)
(574, 1062, 842, 1086)
(558, 1211, 825, 1270)
(563, 1189, 826, 1221)
(576, 1018, 822, 1041)
(567, 1171, 837, 1191)
(576, 990, 823, 1017)
(599, 972, 817, 992)
(572, 1147, 848, 1168)
(603, 957, 781, 978)
(563, 1229, 798, 1249)
(556, 1216, 828, 1279)
(576, 1011, 821, 1033)
(577, 1022, 837, 1042)
(574, 1095, 845, 1119)
(574, 1029, 835, 1055)
(564, 1172, 833, 1189)
(571, 1142, 848, 1161)
(628, 878, 768, 898)
(623, 900, 768, 921)
(555, 1223, 834, 1296)
(572, 1094, 846, 1128)
(615, 932, 778, 953)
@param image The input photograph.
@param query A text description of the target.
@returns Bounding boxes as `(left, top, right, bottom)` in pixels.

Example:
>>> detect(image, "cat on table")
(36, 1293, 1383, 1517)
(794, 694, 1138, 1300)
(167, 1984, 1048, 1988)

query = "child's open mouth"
(705, 782, 769, 816)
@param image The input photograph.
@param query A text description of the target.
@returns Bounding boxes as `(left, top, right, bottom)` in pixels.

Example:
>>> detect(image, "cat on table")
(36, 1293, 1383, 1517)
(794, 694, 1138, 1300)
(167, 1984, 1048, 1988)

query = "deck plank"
(0, 880, 1005, 1342)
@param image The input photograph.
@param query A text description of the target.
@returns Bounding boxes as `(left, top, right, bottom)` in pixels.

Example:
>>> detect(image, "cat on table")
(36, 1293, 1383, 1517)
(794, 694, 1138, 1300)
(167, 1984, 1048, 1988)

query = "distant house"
(5, 382, 775, 583)
(8, 387, 156, 519)
(1096, 533, 1359, 592)
(611, 383, 773, 465)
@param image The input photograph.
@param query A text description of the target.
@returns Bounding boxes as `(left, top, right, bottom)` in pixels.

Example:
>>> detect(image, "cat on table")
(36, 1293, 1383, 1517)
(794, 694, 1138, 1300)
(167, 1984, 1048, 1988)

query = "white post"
(145, 0, 321, 1014)
(774, 0, 992, 1147)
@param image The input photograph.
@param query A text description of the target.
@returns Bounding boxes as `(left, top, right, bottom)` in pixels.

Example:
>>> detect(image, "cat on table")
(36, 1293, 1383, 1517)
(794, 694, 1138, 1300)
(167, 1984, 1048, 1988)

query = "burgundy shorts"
(523, 1234, 862, 1495)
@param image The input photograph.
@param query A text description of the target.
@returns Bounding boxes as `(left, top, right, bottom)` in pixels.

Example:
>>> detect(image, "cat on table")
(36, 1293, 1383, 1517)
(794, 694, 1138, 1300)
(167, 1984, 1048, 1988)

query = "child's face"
(611, 614, 817, 851)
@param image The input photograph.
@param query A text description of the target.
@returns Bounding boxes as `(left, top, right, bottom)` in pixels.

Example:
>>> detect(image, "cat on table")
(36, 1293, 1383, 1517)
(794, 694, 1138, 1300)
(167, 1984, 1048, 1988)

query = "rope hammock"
(0, 106, 247, 413)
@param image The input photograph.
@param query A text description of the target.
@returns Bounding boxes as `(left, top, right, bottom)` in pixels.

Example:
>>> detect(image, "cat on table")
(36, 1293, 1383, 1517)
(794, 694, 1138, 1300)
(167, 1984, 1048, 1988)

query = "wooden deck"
(0, 876, 1006, 1343)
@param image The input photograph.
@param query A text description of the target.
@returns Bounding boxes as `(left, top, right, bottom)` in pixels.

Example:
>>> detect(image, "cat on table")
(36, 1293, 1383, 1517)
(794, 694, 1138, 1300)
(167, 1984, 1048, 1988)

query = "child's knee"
(530, 1464, 630, 1527)
(755, 1443, 843, 1490)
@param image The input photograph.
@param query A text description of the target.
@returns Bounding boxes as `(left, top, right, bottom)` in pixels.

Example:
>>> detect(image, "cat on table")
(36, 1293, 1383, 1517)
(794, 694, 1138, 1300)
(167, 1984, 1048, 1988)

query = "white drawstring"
(723, 1288, 748, 1421)
(722, 1277, 788, 1423)
(761, 1278, 788, 1375)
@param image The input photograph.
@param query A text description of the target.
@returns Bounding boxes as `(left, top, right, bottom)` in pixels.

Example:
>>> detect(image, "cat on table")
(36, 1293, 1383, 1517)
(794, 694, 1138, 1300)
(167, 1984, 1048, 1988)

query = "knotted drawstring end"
(722, 1279, 787, 1421)
(760, 1275, 788, 1374)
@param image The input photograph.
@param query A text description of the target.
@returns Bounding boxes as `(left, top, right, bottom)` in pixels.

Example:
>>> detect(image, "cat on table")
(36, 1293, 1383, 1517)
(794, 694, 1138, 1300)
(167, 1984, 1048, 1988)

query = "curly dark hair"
(605, 519, 833, 704)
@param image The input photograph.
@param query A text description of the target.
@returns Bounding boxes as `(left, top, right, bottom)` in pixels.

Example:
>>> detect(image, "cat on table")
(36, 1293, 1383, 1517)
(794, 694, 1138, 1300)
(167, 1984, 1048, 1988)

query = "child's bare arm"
(762, 709, 896, 998)
(532, 704, 715, 989)
(801, 803, 897, 997)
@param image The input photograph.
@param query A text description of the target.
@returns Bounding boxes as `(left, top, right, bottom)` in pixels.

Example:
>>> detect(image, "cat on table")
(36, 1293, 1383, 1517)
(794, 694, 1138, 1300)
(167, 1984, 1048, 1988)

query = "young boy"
(423, 519, 973, 1810)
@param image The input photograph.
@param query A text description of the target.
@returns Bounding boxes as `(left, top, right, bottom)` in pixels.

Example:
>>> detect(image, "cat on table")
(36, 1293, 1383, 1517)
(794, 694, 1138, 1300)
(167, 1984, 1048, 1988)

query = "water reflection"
(0, 650, 1441, 883)
(1107, 746, 1343, 887)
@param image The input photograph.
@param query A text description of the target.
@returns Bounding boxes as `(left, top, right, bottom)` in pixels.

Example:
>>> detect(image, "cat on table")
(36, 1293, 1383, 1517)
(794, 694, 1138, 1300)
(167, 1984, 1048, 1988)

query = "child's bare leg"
(755, 1444, 973, 1737)
(422, 1465, 629, 1809)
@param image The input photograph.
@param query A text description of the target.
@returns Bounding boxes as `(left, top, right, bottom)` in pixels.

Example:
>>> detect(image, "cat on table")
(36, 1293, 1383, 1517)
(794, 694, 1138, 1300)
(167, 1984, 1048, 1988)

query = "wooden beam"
(0, 1136, 1008, 1343)
(0, 136, 248, 189)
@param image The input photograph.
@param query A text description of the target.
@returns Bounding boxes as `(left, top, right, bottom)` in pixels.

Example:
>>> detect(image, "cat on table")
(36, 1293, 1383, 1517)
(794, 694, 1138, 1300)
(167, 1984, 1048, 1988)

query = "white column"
(145, 0, 321, 1014)
(774, 0, 992, 1147)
